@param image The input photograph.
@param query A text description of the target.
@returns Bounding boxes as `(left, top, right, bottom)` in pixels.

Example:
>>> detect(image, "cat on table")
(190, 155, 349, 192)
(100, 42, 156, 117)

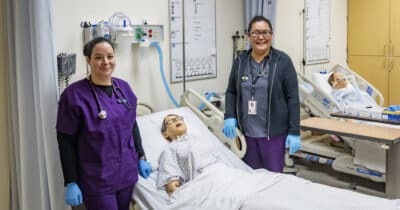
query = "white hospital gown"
(331, 85, 376, 107)
(157, 135, 219, 189)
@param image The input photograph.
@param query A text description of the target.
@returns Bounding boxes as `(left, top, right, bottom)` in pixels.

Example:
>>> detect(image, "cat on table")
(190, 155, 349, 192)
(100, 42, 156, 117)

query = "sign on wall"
(169, 0, 217, 83)
(304, 0, 330, 65)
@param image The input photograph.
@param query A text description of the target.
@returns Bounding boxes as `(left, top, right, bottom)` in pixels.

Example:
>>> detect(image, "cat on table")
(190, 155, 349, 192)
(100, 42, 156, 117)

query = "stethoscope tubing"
(88, 76, 131, 120)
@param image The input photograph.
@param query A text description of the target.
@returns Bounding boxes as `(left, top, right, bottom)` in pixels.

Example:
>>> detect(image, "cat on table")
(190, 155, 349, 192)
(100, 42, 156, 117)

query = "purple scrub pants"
(84, 184, 134, 210)
(242, 135, 287, 173)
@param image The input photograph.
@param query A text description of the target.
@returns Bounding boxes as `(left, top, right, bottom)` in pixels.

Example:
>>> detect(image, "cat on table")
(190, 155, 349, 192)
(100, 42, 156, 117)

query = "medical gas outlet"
(93, 24, 164, 44)
(132, 24, 164, 43)
(83, 12, 164, 45)
(109, 24, 163, 45)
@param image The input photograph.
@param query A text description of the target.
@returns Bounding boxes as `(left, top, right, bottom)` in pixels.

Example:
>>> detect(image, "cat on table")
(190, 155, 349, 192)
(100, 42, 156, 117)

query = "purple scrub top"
(56, 77, 139, 194)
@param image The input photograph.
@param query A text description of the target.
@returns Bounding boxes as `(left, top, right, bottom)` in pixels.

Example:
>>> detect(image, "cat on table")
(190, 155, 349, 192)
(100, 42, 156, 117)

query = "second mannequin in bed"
(157, 114, 222, 195)
(328, 71, 376, 107)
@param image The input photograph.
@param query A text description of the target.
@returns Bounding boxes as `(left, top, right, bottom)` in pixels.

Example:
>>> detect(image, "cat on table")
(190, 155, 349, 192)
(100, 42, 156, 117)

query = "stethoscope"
(241, 51, 272, 98)
(241, 50, 273, 83)
(87, 75, 131, 120)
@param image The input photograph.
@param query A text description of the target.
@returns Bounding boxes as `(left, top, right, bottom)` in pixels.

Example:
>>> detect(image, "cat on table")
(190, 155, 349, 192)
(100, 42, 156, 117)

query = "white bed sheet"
(133, 107, 400, 210)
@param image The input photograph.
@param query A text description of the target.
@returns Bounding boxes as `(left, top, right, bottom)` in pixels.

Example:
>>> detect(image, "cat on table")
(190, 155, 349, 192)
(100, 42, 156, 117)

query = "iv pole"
(181, 0, 187, 92)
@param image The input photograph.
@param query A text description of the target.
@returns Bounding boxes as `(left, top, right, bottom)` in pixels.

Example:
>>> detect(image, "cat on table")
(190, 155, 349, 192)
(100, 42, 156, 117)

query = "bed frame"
(180, 88, 246, 158)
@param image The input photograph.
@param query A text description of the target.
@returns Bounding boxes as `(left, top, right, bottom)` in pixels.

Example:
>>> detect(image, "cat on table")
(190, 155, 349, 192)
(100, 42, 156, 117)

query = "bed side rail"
(332, 64, 384, 106)
(297, 72, 341, 118)
(137, 101, 154, 116)
(180, 88, 246, 158)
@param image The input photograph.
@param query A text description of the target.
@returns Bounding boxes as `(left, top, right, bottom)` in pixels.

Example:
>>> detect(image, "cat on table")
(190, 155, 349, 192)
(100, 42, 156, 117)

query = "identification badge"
(248, 100, 257, 115)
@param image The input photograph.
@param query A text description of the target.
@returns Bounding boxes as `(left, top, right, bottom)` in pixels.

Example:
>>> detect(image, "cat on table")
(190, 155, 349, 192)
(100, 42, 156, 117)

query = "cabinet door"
(389, 57, 400, 104)
(389, 0, 400, 104)
(348, 0, 390, 56)
(348, 55, 389, 105)
(390, 0, 400, 57)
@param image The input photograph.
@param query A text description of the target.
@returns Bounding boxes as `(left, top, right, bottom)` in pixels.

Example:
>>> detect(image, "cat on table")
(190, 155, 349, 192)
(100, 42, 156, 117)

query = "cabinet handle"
(390, 58, 393, 72)
(384, 57, 387, 69)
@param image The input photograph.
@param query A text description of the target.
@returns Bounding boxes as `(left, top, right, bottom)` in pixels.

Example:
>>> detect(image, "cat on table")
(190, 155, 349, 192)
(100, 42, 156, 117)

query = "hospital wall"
(0, 1, 348, 209)
(53, 0, 244, 112)
(0, 0, 10, 208)
(274, 0, 348, 75)
(53, 0, 347, 112)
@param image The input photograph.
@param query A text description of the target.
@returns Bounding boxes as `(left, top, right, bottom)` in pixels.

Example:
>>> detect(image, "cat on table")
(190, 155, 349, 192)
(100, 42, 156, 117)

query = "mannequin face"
(330, 72, 348, 89)
(162, 115, 187, 141)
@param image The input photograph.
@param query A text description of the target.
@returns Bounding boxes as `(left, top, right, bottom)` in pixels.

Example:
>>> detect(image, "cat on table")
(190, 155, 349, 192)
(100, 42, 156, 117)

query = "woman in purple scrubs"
(56, 37, 152, 210)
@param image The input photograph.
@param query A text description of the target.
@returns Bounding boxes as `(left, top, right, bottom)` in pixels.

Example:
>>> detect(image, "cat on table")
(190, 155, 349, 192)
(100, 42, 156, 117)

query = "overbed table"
(300, 117, 400, 198)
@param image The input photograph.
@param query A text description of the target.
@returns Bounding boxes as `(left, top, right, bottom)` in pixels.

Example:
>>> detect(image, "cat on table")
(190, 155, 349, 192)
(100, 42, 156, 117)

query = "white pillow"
(311, 72, 334, 95)
(136, 107, 218, 169)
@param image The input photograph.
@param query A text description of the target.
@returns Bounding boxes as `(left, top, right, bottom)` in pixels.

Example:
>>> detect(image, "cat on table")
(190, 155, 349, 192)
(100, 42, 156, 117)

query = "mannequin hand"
(285, 135, 301, 155)
(138, 160, 152, 178)
(65, 182, 83, 206)
(222, 118, 237, 139)
(166, 180, 180, 195)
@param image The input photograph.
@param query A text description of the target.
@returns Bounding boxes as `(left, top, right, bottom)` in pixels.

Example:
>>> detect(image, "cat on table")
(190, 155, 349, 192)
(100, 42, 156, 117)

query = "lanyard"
(247, 54, 271, 98)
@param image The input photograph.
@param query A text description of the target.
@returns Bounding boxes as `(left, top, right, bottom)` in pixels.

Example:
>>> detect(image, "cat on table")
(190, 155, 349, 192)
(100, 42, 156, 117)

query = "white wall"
(275, 0, 348, 75)
(53, 0, 244, 111)
(53, 0, 347, 112)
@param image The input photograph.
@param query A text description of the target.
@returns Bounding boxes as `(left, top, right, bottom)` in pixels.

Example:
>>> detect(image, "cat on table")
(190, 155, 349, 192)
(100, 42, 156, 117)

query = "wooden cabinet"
(348, 0, 400, 105)
(348, 56, 389, 100)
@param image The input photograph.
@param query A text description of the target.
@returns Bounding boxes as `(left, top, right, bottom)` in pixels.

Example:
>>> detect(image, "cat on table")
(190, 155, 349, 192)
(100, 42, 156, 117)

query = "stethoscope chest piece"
(88, 75, 130, 120)
(98, 110, 107, 120)
(241, 76, 249, 82)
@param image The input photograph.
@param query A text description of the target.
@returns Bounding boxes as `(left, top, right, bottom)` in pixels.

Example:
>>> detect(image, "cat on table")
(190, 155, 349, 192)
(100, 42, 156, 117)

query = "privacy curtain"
(244, 0, 277, 32)
(6, 0, 66, 209)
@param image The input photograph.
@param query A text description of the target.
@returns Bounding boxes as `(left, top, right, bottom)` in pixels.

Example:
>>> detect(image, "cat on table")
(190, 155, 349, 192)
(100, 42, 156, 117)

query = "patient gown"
(332, 85, 376, 107)
(157, 135, 219, 189)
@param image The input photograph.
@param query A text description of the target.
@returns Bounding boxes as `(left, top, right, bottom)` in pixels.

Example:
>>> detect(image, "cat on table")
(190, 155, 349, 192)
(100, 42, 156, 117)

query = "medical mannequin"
(328, 71, 375, 107)
(223, 15, 301, 172)
(158, 114, 220, 195)
(156, 115, 399, 210)
(56, 37, 152, 210)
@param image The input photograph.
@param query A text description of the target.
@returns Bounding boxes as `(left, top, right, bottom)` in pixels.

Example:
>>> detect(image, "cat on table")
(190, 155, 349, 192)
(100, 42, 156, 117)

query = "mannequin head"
(328, 72, 348, 89)
(161, 114, 187, 141)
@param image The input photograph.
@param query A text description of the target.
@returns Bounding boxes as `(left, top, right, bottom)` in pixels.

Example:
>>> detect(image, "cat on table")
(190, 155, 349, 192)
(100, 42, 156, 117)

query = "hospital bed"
(133, 89, 247, 209)
(294, 64, 394, 196)
(298, 64, 384, 118)
(132, 89, 400, 209)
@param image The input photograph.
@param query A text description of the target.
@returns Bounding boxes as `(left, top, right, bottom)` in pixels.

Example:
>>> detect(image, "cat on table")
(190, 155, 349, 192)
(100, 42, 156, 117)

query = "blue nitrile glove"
(138, 159, 152, 178)
(285, 135, 301, 155)
(222, 118, 237, 139)
(65, 182, 83, 206)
